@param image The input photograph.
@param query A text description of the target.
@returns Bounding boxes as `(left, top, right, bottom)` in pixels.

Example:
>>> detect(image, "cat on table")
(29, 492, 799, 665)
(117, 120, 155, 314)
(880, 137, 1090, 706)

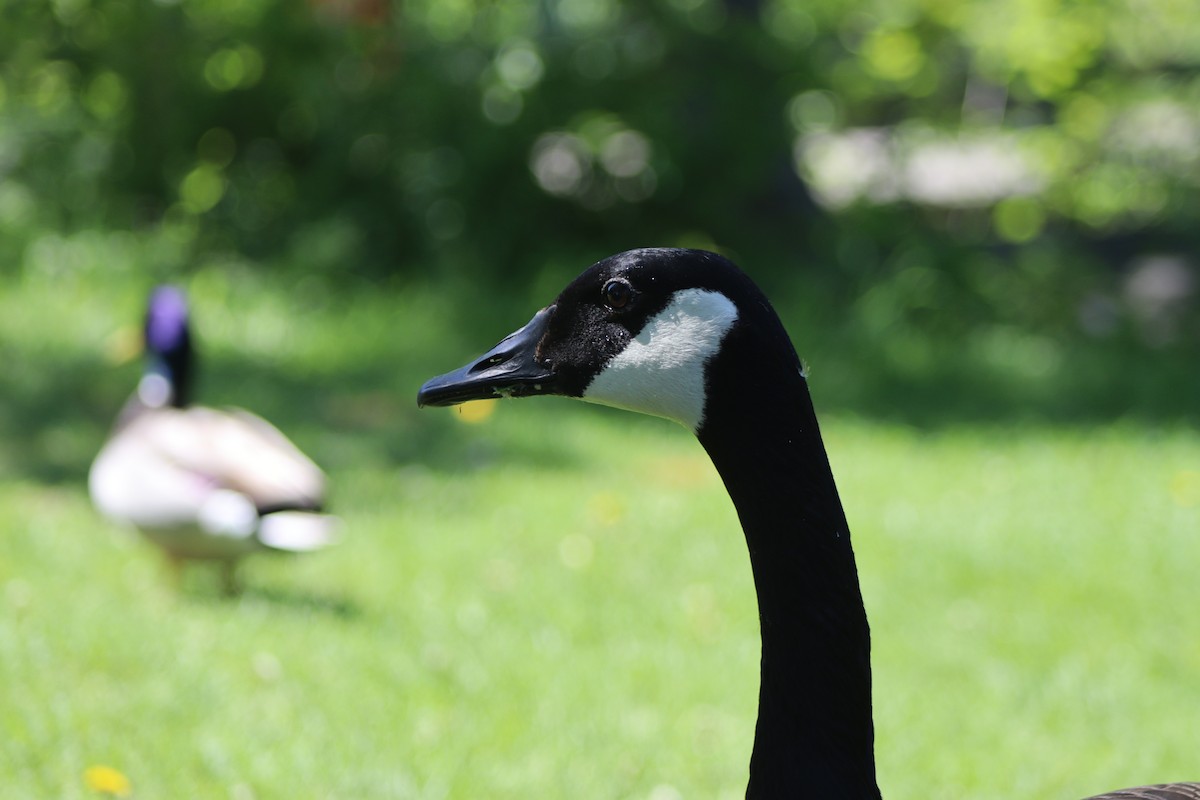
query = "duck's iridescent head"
(141, 286, 193, 408)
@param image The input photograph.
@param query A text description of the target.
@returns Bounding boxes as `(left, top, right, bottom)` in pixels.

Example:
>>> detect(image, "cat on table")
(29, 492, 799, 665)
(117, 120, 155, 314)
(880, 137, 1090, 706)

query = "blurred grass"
(1, 264, 1198, 798)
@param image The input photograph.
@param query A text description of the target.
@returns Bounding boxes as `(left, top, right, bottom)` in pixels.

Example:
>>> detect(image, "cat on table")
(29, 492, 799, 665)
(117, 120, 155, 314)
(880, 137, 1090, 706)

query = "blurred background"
(4, 0, 1199, 429)
(3, 1, 1200, 797)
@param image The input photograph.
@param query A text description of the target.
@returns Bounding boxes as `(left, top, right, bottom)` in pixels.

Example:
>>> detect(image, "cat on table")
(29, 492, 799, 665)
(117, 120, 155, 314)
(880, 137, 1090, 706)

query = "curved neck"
(698, 346, 880, 799)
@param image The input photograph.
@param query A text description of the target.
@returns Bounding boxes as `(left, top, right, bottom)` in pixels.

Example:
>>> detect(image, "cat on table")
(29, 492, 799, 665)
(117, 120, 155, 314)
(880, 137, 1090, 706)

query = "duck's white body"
(90, 404, 333, 560)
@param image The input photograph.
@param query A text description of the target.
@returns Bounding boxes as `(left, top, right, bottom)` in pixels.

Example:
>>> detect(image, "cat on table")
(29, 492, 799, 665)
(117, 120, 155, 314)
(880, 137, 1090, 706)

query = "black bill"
(417, 306, 558, 407)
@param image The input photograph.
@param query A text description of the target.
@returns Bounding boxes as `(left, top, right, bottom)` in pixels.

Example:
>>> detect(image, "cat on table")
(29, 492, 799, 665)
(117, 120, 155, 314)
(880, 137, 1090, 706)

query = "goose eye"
(602, 279, 632, 310)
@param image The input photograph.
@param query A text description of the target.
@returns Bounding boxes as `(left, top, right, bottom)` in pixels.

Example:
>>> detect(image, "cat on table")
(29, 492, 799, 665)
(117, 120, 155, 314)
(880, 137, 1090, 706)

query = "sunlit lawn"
(1, 268, 1198, 799)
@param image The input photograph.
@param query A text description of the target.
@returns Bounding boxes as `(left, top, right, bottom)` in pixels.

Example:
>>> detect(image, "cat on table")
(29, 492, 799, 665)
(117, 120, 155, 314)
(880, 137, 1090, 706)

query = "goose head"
(141, 286, 194, 409)
(418, 248, 802, 438)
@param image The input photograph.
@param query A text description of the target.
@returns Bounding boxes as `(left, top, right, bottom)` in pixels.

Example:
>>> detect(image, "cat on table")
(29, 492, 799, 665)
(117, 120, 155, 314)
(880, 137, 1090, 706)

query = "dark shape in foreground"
(89, 286, 338, 593)
(419, 248, 1197, 799)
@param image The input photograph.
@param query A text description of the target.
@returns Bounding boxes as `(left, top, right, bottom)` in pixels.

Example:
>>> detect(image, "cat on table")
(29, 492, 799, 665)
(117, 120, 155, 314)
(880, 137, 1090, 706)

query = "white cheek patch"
(582, 288, 738, 432)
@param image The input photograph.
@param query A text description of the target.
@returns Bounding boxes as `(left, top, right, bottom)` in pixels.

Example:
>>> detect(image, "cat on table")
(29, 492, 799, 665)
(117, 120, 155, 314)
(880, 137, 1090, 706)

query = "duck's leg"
(164, 552, 186, 591)
(219, 560, 241, 596)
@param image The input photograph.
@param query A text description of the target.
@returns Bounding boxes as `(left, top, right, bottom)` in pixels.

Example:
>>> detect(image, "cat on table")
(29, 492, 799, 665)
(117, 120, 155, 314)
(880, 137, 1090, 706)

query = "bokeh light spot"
(993, 197, 1046, 243)
(495, 41, 544, 91)
(83, 71, 127, 120)
(180, 164, 226, 214)
(204, 45, 264, 92)
(862, 28, 925, 82)
(530, 133, 590, 196)
(559, 533, 594, 570)
(482, 84, 522, 125)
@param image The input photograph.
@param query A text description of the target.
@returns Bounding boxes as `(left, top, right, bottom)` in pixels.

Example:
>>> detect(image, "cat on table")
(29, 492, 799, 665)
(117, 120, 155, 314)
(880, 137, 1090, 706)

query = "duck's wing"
(198, 406, 327, 512)
(89, 405, 326, 527)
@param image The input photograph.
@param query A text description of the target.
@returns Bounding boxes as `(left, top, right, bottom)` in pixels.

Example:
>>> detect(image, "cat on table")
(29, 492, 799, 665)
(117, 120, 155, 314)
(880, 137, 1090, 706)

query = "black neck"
(156, 344, 193, 409)
(698, 340, 880, 799)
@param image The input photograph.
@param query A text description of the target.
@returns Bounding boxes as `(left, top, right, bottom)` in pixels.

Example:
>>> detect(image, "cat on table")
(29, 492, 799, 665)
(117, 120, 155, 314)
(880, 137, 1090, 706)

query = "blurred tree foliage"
(2, 0, 1198, 356)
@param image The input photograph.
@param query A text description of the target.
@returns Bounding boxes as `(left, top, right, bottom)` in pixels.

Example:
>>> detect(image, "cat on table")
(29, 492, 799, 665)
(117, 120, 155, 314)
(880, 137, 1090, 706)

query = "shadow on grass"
(232, 584, 363, 620)
(169, 562, 363, 617)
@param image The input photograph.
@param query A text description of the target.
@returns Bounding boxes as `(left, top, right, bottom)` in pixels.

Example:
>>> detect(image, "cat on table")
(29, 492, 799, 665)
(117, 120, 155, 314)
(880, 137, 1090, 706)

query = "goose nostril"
(468, 352, 509, 374)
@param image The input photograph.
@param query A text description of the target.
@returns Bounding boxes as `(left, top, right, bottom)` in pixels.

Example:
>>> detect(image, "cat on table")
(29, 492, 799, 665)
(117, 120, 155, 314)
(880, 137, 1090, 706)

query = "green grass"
(1, 265, 1198, 799)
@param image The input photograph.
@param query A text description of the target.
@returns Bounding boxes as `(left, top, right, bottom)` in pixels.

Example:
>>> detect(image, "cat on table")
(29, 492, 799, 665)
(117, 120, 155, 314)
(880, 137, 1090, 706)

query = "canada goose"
(418, 248, 1197, 799)
(89, 286, 338, 592)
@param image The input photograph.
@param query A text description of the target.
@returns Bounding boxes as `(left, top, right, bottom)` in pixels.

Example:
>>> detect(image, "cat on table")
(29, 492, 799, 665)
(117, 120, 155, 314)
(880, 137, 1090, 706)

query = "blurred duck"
(89, 286, 338, 591)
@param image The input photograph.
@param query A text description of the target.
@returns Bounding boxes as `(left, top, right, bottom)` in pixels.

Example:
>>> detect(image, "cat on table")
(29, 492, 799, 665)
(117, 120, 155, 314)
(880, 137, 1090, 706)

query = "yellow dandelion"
(558, 532, 594, 570)
(587, 491, 625, 526)
(455, 399, 497, 424)
(84, 765, 132, 797)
